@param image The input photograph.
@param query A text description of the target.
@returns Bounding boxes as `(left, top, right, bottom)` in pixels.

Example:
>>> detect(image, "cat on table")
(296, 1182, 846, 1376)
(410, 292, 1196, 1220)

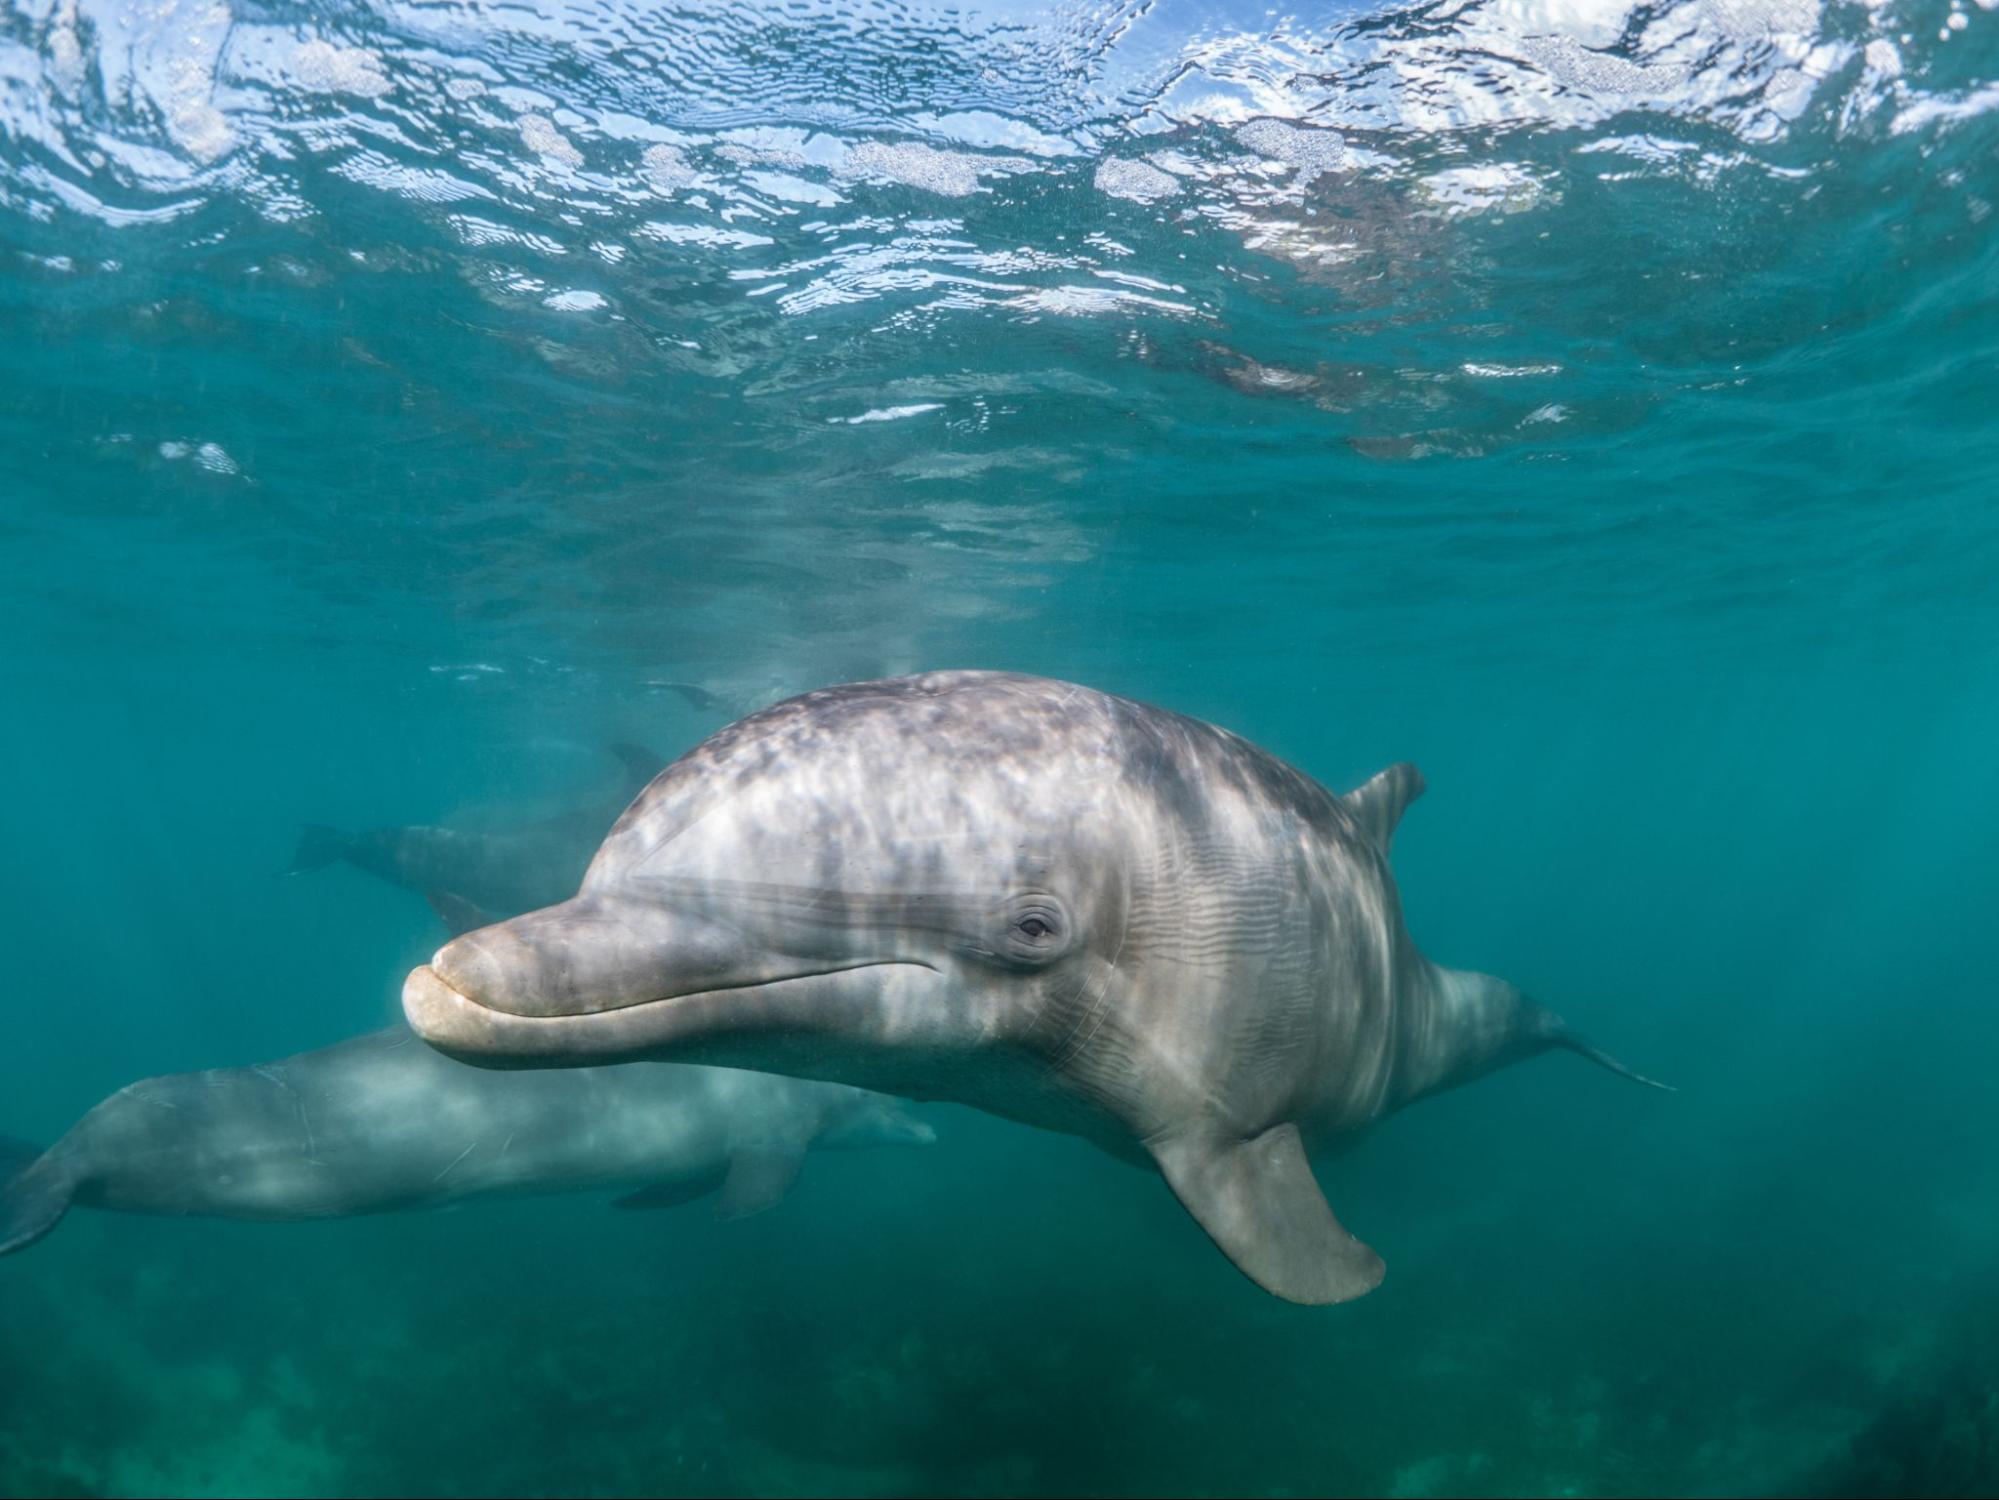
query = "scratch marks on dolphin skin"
(432, 1140, 480, 1185)
(253, 1061, 320, 1163)
(124, 1087, 187, 1112)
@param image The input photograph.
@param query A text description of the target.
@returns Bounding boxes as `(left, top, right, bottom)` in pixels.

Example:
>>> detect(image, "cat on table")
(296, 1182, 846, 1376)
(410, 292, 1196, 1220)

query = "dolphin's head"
(403, 675, 1141, 1101)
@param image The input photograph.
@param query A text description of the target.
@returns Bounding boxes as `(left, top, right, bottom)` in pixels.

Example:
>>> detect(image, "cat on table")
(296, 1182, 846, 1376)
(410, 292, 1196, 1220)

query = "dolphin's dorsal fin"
(1150, 1123, 1385, 1305)
(1344, 762, 1425, 853)
(606, 742, 663, 791)
(714, 1143, 806, 1220)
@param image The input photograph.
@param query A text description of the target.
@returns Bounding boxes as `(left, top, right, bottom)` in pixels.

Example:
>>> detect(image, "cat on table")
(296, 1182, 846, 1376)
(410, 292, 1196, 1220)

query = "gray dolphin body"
(404, 671, 1664, 1305)
(288, 744, 661, 928)
(0, 1027, 934, 1256)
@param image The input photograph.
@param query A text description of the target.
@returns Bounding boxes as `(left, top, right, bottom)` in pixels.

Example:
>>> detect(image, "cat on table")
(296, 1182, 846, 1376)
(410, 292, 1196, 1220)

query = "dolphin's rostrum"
(404, 671, 1666, 1305)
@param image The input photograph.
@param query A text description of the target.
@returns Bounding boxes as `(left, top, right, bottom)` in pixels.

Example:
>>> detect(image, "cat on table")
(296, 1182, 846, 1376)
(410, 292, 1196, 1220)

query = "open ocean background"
(2, 1, 1996, 1493)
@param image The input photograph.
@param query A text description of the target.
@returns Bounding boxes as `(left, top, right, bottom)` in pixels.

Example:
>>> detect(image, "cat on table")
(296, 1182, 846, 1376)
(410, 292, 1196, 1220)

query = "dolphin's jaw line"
(418, 957, 938, 1018)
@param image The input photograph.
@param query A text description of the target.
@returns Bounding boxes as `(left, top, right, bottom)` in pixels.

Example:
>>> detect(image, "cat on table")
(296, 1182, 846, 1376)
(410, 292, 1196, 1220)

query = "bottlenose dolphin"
(403, 671, 1666, 1305)
(288, 743, 661, 929)
(0, 1027, 934, 1256)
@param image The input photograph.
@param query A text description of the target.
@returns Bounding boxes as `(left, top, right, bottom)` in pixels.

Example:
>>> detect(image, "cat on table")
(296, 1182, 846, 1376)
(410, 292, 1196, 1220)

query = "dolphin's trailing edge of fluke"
(1530, 1006, 1676, 1092)
(0, 1138, 69, 1258)
(1556, 1034, 1676, 1092)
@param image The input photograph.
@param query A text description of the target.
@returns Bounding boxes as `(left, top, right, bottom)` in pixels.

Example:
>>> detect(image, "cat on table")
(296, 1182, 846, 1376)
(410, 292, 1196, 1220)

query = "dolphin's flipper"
(427, 890, 498, 937)
(714, 1143, 806, 1220)
(607, 742, 663, 790)
(1343, 763, 1424, 854)
(1151, 1123, 1385, 1305)
(612, 1166, 730, 1212)
(0, 1142, 70, 1257)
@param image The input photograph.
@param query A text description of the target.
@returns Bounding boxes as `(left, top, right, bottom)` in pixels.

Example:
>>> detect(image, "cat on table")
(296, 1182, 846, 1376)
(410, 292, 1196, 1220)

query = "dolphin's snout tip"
(426, 902, 619, 1019)
(401, 963, 470, 1045)
(401, 963, 517, 1065)
(427, 927, 515, 1013)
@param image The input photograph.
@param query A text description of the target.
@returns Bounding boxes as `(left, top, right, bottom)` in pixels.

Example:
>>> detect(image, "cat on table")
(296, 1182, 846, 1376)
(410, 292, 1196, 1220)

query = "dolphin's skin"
(403, 671, 1664, 1305)
(0, 1027, 934, 1256)
(287, 744, 661, 929)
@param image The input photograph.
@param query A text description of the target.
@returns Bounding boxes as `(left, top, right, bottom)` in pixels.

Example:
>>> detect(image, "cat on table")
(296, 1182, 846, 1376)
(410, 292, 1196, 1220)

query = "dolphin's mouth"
(402, 961, 937, 1067)
(440, 955, 925, 1018)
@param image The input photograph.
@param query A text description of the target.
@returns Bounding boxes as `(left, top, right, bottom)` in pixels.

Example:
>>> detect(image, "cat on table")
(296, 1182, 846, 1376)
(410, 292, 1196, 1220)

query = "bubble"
(641, 143, 698, 193)
(519, 115, 583, 169)
(292, 40, 393, 99)
(1234, 120, 1345, 185)
(1094, 158, 1180, 203)
(843, 142, 990, 198)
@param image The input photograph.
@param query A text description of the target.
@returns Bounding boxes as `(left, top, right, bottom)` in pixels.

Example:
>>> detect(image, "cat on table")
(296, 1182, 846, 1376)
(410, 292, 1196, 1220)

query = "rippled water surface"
(3, 1, 1997, 1495)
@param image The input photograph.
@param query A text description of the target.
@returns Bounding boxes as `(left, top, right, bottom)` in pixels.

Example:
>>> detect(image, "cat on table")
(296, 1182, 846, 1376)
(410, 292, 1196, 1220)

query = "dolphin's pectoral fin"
(1343, 762, 1424, 854)
(714, 1143, 807, 1220)
(1150, 1123, 1386, 1306)
(426, 890, 498, 936)
(612, 1166, 730, 1212)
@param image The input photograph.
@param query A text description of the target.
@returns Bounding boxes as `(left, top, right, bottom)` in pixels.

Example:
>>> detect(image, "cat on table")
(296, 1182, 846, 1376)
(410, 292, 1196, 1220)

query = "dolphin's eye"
(994, 893, 1072, 965)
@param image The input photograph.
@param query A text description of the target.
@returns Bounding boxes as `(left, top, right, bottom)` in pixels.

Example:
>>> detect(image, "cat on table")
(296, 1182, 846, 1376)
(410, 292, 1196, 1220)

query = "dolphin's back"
(589, 671, 1366, 886)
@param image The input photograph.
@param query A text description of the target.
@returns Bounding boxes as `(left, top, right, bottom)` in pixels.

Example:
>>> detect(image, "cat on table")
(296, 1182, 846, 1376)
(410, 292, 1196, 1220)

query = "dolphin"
(403, 670, 1666, 1305)
(287, 743, 662, 930)
(0, 1027, 934, 1256)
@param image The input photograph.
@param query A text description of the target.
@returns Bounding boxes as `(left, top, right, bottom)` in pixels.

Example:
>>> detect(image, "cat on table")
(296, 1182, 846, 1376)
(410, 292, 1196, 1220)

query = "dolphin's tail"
(1530, 1007, 1676, 1092)
(285, 823, 351, 875)
(0, 1137, 70, 1257)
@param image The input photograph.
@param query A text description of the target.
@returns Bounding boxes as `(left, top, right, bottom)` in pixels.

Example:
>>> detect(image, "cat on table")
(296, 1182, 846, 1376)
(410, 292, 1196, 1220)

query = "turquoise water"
(2, 1, 1997, 1494)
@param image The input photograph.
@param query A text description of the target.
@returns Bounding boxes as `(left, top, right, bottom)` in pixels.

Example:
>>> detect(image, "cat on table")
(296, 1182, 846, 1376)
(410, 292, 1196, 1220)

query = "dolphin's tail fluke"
(1530, 1007, 1676, 1092)
(285, 823, 351, 875)
(1555, 1033, 1676, 1092)
(0, 1137, 70, 1257)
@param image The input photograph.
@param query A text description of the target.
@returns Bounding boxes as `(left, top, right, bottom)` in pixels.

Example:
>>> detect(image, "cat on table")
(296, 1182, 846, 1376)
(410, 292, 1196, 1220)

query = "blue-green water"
(2, 1, 1996, 1494)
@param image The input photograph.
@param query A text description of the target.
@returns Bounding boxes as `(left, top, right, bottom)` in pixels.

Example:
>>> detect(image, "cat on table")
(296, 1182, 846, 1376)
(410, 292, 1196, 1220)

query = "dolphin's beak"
(425, 896, 670, 1019)
(402, 893, 946, 1070)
